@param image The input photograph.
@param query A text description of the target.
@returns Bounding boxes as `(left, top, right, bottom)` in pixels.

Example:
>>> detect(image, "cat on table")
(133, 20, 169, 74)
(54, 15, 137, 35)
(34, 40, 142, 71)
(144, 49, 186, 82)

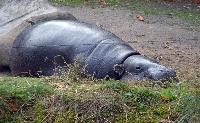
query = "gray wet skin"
(10, 20, 176, 81)
(119, 55, 176, 81)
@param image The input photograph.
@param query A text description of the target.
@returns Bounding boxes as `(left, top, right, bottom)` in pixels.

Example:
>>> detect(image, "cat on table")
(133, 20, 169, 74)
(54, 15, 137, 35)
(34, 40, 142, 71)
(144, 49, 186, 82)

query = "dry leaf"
(0, 108, 4, 115)
(193, 0, 200, 4)
(52, 82, 66, 89)
(6, 100, 17, 112)
(136, 15, 145, 21)
(98, 0, 107, 6)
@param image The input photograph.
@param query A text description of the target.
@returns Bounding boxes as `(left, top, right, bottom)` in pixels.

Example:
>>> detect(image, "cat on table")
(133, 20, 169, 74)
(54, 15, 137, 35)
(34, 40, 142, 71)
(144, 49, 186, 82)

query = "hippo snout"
(147, 67, 176, 81)
(119, 55, 177, 81)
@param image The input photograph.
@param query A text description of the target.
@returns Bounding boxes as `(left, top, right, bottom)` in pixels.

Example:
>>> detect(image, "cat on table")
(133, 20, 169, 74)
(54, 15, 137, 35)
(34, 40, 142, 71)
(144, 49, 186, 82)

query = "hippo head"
(114, 55, 176, 81)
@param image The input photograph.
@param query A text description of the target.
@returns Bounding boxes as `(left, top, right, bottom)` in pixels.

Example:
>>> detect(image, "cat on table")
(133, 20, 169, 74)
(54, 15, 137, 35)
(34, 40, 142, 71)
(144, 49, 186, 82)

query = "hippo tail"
(85, 37, 140, 80)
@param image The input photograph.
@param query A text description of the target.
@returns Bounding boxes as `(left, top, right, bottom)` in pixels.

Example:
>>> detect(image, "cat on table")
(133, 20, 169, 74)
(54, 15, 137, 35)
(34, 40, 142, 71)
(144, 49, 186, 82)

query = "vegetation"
(0, 63, 199, 122)
(50, 0, 200, 25)
(0, 0, 199, 122)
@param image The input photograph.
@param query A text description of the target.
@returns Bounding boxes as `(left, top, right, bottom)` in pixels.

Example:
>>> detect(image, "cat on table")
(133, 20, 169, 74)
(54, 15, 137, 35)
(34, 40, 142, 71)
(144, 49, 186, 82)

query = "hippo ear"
(113, 64, 125, 76)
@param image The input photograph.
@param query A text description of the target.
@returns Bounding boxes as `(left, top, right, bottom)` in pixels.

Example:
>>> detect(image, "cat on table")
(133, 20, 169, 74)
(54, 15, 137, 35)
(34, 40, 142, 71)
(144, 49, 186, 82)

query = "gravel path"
(0, 0, 199, 81)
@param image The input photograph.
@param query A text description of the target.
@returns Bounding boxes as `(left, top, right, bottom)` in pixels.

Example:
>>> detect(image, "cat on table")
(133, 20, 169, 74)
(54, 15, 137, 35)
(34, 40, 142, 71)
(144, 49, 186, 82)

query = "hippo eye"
(135, 66, 141, 70)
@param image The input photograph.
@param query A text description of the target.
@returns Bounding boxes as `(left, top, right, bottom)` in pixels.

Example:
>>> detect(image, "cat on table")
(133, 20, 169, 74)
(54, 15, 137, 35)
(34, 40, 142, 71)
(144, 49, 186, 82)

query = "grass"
(0, 69, 199, 122)
(50, 0, 86, 6)
(50, 0, 200, 25)
(50, 0, 121, 6)
(0, 77, 54, 122)
(0, 77, 54, 101)
(128, 0, 200, 25)
(0, 62, 198, 122)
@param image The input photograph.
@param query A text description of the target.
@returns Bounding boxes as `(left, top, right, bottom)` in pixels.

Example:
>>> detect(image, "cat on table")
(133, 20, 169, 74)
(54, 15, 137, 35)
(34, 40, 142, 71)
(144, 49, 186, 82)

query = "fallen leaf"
(136, 15, 145, 21)
(193, 0, 200, 4)
(0, 108, 4, 115)
(6, 100, 17, 112)
(98, 0, 107, 6)
(52, 82, 66, 89)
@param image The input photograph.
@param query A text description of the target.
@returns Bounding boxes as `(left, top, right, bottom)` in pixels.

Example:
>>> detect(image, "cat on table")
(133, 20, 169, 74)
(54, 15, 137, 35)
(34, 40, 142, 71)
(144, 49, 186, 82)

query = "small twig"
(42, 111, 51, 122)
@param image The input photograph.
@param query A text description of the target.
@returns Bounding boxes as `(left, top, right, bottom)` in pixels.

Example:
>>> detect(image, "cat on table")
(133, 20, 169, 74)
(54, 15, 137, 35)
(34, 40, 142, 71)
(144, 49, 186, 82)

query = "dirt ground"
(58, 6, 200, 82)
(0, 0, 200, 82)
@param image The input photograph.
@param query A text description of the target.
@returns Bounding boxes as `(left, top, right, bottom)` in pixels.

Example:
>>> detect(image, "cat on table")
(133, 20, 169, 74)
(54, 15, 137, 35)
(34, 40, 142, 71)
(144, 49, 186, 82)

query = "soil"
(0, 0, 200, 82)
(148, 0, 200, 12)
(56, 5, 200, 82)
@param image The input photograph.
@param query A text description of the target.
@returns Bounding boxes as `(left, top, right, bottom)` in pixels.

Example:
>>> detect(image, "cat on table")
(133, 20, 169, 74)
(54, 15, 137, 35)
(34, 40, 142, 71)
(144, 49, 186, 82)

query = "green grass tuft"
(0, 77, 54, 102)
(0, 64, 199, 122)
(50, 0, 85, 6)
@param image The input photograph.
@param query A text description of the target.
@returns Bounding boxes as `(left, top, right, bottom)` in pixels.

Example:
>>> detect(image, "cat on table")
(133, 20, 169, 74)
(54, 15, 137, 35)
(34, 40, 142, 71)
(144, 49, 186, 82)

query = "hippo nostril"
(169, 69, 176, 77)
(161, 69, 177, 80)
(164, 69, 175, 76)
(147, 67, 176, 81)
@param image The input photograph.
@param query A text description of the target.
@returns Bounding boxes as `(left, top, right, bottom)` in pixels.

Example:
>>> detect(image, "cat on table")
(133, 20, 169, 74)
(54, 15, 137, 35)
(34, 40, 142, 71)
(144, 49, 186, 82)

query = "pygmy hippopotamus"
(10, 20, 176, 81)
